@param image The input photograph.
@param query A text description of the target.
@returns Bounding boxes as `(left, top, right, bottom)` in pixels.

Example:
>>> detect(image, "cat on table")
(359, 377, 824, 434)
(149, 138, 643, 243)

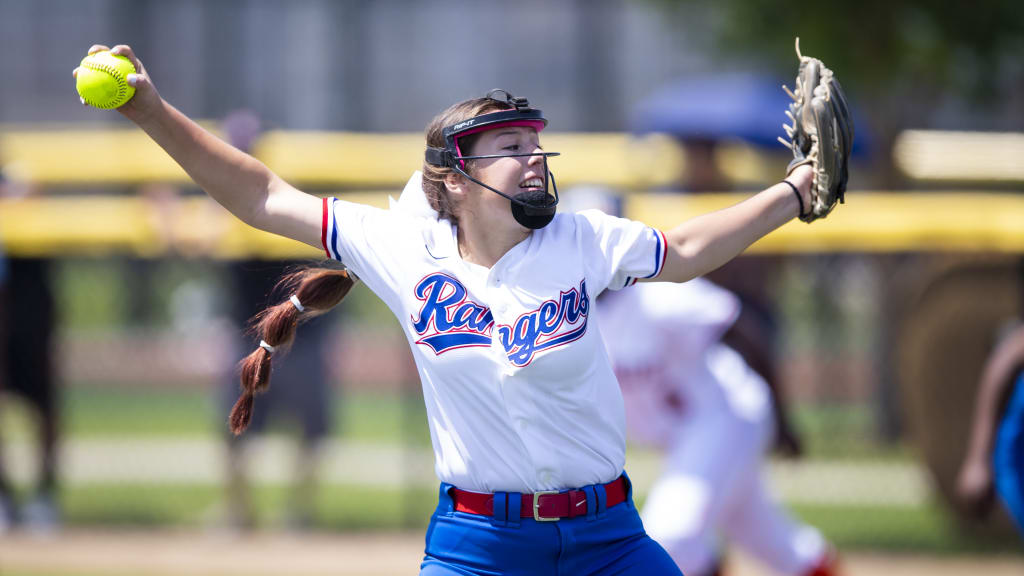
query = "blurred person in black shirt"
(0, 168, 60, 534)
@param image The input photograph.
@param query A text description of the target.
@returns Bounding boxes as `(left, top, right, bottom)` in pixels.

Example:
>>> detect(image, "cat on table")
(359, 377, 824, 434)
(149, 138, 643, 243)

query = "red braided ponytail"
(229, 265, 355, 435)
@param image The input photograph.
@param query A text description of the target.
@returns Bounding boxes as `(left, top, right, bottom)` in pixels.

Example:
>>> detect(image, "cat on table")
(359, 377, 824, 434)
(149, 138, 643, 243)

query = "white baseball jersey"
(596, 278, 773, 447)
(320, 172, 668, 494)
(599, 281, 826, 576)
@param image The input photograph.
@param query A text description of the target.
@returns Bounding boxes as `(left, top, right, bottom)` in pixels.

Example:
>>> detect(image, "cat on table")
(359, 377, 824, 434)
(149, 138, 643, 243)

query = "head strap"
(486, 88, 532, 112)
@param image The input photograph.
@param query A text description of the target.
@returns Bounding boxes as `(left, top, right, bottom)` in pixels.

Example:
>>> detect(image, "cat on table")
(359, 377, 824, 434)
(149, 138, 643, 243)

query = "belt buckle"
(533, 490, 560, 522)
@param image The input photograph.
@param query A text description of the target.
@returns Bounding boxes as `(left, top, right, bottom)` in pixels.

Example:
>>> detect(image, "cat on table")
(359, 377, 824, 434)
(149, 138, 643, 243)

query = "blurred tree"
(647, 0, 1024, 186)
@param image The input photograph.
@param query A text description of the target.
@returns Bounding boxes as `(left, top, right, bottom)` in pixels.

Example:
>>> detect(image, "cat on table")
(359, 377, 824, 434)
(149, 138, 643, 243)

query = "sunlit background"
(0, 1, 1023, 574)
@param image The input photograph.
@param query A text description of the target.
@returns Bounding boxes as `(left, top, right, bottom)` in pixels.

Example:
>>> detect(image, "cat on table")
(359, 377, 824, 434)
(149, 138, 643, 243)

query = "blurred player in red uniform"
(599, 278, 839, 576)
(565, 188, 837, 576)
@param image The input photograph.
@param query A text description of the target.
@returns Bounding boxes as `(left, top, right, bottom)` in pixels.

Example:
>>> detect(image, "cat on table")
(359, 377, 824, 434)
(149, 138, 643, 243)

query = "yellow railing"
(2, 192, 1023, 257)
(2, 126, 1022, 257)
(0, 126, 793, 188)
(4, 126, 1022, 186)
(628, 192, 1024, 254)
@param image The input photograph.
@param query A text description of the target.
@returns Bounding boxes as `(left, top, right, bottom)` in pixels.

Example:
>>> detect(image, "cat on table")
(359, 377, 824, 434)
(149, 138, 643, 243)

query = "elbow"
(666, 237, 710, 283)
(236, 200, 267, 232)
(676, 238, 706, 267)
(240, 175, 279, 231)
(243, 203, 270, 232)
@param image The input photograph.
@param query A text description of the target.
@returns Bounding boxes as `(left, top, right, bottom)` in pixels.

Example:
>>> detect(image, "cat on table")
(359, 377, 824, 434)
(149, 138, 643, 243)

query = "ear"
(444, 171, 468, 197)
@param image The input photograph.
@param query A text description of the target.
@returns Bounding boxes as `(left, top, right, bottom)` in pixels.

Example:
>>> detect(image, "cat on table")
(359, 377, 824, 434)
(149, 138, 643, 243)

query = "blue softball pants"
(994, 373, 1024, 537)
(419, 473, 683, 575)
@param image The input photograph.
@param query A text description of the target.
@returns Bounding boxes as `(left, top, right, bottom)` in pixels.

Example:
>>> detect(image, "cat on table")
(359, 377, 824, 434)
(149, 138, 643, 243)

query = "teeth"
(520, 178, 543, 188)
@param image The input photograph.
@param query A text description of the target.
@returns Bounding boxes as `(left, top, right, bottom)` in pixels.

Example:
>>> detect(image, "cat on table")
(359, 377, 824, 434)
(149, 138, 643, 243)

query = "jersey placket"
(483, 259, 562, 490)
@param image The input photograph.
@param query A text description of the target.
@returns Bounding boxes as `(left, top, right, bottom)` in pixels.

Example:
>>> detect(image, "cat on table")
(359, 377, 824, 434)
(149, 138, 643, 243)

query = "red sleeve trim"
(321, 197, 330, 258)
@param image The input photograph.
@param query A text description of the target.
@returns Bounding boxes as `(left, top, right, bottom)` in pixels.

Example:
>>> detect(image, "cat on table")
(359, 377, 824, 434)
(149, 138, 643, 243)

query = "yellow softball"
(76, 50, 136, 109)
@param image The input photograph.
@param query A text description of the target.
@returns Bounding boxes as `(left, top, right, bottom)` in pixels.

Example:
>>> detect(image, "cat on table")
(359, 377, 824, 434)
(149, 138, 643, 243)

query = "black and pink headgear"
(425, 89, 561, 229)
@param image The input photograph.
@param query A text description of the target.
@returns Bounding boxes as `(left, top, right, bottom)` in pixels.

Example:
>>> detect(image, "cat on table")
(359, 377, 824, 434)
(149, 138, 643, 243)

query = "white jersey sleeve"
(574, 209, 668, 293)
(321, 196, 420, 313)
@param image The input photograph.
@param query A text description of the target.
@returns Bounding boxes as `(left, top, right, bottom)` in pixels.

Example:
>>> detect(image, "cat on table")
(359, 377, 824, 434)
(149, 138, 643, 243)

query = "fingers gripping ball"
(76, 51, 136, 109)
(778, 38, 854, 223)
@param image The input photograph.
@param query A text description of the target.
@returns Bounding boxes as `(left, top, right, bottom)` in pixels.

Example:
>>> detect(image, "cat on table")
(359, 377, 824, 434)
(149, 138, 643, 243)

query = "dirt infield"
(1, 530, 1021, 576)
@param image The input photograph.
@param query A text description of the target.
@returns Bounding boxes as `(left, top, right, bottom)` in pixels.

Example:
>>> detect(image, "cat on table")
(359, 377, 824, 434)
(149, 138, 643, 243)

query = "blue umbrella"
(632, 72, 868, 156)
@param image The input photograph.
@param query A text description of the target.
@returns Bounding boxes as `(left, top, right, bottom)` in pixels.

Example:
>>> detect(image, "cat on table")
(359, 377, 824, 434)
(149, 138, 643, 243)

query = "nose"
(527, 145, 544, 167)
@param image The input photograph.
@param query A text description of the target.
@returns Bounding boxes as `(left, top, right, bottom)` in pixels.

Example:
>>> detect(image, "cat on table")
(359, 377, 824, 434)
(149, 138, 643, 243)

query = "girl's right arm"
(79, 44, 323, 249)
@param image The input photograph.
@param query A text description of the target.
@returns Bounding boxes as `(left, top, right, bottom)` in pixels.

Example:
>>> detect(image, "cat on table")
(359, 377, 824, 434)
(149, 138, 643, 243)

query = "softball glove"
(779, 38, 854, 223)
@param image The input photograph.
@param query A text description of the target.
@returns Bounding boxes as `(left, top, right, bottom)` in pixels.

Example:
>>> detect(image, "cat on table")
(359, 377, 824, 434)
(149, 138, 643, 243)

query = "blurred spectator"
(957, 321, 1024, 538)
(126, 180, 230, 329)
(0, 188, 9, 535)
(0, 166, 60, 534)
(678, 138, 728, 195)
(216, 110, 338, 531)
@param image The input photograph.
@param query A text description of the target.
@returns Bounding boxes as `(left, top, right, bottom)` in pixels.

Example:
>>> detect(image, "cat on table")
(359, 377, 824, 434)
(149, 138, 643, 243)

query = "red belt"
(451, 476, 627, 522)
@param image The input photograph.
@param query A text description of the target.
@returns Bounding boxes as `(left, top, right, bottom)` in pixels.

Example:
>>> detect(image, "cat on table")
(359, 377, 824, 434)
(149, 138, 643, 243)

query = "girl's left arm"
(653, 164, 812, 284)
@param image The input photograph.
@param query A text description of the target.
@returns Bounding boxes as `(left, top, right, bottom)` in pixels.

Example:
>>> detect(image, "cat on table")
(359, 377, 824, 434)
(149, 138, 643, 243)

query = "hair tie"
(259, 340, 276, 354)
(289, 294, 306, 313)
(782, 180, 806, 218)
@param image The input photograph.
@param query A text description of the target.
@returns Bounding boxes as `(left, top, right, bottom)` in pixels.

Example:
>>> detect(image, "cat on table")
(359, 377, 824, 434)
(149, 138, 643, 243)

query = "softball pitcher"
(77, 41, 850, 575)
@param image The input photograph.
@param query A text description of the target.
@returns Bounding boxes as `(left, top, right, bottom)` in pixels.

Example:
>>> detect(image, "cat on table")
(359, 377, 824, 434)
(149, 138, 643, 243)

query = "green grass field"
(6, 385, 900, 456)
(3, 386, 430, 444)
(2, 385, 1022, 555)
(42, 483, 1020, 554)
